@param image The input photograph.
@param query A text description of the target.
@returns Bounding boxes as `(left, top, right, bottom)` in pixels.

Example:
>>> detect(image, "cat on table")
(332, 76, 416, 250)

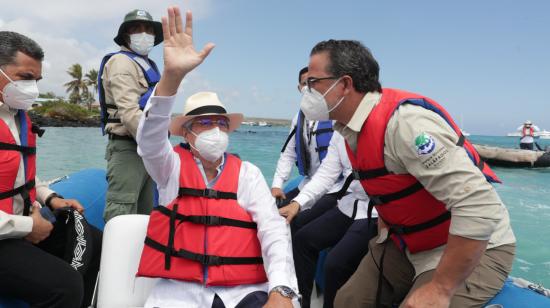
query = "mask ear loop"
(0, 68, 13, 95)
(324, 77, 345, 113)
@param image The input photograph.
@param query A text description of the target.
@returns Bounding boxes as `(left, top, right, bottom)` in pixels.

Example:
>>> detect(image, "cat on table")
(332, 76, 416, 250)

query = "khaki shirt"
(101, 46, 149, 138)
(0, 102, 56, 239)
(335, 91, 516, 276)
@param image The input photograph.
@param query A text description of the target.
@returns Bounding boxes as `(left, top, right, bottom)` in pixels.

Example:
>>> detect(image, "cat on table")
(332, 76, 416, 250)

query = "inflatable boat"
(474, 144, 550, 168)
(1, 170, 549, 308)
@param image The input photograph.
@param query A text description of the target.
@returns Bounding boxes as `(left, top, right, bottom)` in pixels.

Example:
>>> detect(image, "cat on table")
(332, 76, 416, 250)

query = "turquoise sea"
(37, 126, 550, 286)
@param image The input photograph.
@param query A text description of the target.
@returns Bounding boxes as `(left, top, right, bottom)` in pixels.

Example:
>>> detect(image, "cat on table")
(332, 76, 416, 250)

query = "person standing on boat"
(0, 31, 101, 308)
(281, 131, 378, 308)
(273, 67, 345, 233)
(300, 39, 516, 308)
(517, 120, 541, 150)
(98, 9, 163, 222)
(135, 7, 298, 308)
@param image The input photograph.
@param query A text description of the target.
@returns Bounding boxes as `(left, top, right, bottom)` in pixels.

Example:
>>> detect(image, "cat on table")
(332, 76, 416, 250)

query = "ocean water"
(36, 127, 550, 286)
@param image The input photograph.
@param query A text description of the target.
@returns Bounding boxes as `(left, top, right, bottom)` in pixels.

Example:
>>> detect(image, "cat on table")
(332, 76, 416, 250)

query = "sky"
(1, 0, 549, 135)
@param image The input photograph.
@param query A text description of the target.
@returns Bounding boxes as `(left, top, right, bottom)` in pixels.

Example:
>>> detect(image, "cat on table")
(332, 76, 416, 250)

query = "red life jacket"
(137, 145, 267, 286)
(522, 126, 534, 137)
(343, 88, 501, 253)
(0, 111, 37, 216)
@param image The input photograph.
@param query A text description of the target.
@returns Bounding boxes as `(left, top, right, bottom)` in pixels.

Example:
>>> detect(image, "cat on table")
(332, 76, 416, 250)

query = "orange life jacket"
(343, 88, 500, 253)
(137, 145, 267, 286)
(0, 111, 37, 216)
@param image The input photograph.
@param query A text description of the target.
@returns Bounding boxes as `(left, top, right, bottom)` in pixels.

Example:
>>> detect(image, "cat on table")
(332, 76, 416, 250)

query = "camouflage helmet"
(114, 9, 163, 46)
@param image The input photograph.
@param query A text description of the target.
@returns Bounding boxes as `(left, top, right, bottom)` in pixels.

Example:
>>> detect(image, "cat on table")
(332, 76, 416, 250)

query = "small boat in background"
(474, 144, 550, 168)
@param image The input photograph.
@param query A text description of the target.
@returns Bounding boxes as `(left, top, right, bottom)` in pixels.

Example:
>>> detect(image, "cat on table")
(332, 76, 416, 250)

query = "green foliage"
(32, 100, 99, 120)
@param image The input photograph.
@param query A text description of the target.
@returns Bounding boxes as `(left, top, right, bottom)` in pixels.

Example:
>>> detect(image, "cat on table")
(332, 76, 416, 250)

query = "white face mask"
(300, 78, 344, 121)
(0, 68, 39, 110)
(129, 32, 155, 56)
(190, 127, 229, 162)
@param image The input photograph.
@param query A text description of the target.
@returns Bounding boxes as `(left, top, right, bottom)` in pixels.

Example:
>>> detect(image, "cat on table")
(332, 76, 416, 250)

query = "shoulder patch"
(414, 132, 436, 155)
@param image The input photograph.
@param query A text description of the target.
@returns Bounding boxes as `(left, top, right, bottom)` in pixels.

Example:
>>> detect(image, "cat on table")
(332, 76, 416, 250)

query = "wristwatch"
(270, 285, 297, 299)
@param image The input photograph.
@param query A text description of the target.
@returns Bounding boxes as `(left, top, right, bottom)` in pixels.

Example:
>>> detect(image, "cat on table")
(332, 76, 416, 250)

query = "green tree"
(64, 64, 88, 105)
(84, 68, 99, 110)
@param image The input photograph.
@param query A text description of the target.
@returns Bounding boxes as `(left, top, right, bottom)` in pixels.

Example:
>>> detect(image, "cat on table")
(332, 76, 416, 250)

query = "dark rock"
(28, 111, 100, 127)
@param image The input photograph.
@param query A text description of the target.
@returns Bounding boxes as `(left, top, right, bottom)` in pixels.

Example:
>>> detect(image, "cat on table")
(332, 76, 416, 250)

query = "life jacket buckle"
(204, 255, 221, 266)
(203, 189, 218, 199)
(205, 216, 221, 226)
(352, 170, 361, 180)
(370, 195, 383, 205)
(389, 225, 405, 235)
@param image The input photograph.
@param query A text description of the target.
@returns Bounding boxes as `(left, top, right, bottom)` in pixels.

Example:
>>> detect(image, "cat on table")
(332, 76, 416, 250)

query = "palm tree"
(84, 69, 99, 110)
(64, 64, 88, 105)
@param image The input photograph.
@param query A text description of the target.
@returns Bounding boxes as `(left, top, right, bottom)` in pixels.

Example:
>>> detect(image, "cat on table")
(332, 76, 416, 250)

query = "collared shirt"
(334, 91, 515, 276)
(292, 132, 377, 219)
(272, 112, 345, 194)
(101, 46, 151, 138)
(136, 93, 298, 308)
(0, 102, 56, 239)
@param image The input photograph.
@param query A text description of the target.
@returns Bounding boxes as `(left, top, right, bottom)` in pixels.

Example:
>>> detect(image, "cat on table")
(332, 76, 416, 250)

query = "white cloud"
(0, 0, 214, 98)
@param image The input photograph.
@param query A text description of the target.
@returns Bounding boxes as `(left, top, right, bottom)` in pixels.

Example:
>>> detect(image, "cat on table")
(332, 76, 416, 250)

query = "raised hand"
(156, 6, 215, 96)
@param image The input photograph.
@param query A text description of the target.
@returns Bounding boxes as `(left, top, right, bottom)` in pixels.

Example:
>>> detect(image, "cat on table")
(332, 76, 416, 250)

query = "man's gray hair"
(0, 31, 44, 67)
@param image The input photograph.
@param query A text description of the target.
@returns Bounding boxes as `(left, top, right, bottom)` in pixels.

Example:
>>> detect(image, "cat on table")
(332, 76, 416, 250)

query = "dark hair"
(310, 40, 381, 93)
(0, 31, 44, 67)
(298, 66, 308, 82)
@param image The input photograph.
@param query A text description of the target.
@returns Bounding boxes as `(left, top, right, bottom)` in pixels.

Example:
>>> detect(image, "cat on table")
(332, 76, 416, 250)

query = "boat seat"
(97, 214, 158, 308)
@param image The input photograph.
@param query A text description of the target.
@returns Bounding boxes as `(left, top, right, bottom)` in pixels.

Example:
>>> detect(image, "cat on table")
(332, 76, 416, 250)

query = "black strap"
(103, 118, 121, 124)
(108, 133, 135, 141)
(456, 134, 465, 147)
(280, 127, 296, 153)
(178, 187, 237, 200)
(165, 203, 178, 270)
(144, 237, 263, 266)
(388, 211, 451, 235)
(154, 206, 257, 229)
(104, 103, 118, 110)
(315, 146, 328, 153)
(311, 127, 333, 135)
(0, 179, 36, 200)
(369, 181, 424, 205)
(0, 180, 35, 216)
(187, 105, 227, 116)
(351, 200, 358, 220)
(334, 168, 390, 200)
(0, 142, 36, 155)
(31, 124, 45, 137)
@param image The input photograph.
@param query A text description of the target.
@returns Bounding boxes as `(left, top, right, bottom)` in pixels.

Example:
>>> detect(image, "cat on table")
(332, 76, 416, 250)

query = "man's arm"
(0, 210, 33, 240)
(292, 133, 346, 209)
(239, 162, 297, 305)
(271, 115, 299, 190)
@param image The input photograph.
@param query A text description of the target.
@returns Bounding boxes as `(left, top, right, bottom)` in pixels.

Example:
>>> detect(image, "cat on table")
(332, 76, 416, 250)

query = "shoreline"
(29, 112, 291, 128)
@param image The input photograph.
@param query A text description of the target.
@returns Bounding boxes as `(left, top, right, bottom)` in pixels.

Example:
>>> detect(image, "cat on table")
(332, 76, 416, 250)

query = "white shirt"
(0, 102, 55, 240)
(292, 132, 377, 219)
(517, 124, 540, 143)
(272, 112, 345, 193)
(136, 94, 298, 308)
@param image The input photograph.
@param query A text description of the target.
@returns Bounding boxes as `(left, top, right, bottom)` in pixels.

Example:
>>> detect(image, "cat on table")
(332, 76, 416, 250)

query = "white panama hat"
(169, 92, 243, 136)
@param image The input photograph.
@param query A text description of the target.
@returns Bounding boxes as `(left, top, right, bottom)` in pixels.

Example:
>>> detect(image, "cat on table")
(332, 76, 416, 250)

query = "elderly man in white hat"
(135, 6, 297, 308)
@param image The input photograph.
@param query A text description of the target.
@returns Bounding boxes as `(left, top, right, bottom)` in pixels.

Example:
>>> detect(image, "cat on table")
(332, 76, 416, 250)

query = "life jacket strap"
(334, 167, 390, 199)
(178, 187, 237, 200)
(0, 142, 36, 155)
(0, 179, 35, 216)
(154, 206, 257, 229)
(311, 127, 333, 135)
(388, 211, 451, 235)
(144, 237, 264, 266)
(280, 127, 296, 153)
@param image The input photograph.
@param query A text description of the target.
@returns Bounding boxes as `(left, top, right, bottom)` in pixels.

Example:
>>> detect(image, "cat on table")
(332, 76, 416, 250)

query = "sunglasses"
(187, 118, 230, 130)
